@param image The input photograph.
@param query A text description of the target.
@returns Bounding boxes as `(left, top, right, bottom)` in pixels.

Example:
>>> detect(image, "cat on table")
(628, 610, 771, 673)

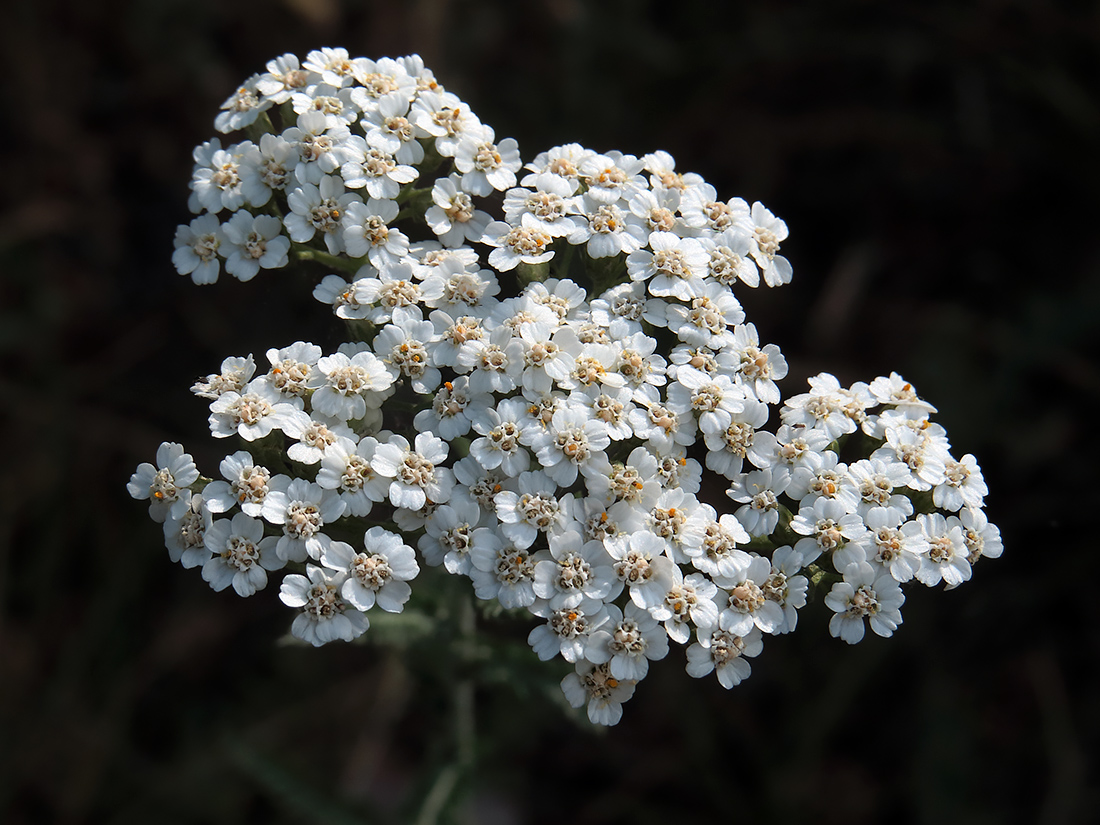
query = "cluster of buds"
(129, 49, 1001, 725)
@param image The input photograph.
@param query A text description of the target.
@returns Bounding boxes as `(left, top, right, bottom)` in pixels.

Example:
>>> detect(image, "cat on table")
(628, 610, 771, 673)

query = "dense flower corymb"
(132, 49, 1001, 727)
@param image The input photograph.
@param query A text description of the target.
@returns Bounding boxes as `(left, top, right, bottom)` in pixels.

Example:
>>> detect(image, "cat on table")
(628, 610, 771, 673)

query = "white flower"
(494, 471, 575, 550)
(685, 626, 763, 689)
(263, 342, 322, 400)
(303, 47, 357, 88)
(349, 56, 417, 105)
(873, 427, 948, 492)
(848, 457, 914, 523)
(284, 175, 361, 255)
(742, 201, 793, 286)
(240, 134, 297, 205)
(691, 513, 752, 579)
(582, 446, 662, 510)
(933, 454, 988, 512)
(588, 282, 649, 338)
(481, 221, 554, 271)
(955, 507, 1002, 566)
(322, 527, 419, 613)
(698, 227, 760, 288)
(280, 564, 370, 647)
(570, 385, 636, 443)
(648, 568, 720, 645)
(645, 487, 710, 564)
(605, 531, 677, 611)
(202, 452, 274, 518)
(627, 186, 685, 240)
(522, 143, 593, 189)
(586, 602, 670, 680)
(411, 90, 489, 157)
(426, 173, 493, 247)
(315, 435, 389, 516)
(414, 377, 490, 441)
(664, 282, 745, 349)
(826, 561, 905, 644)
(362, 92, 425, 164)
(469, 537, 546, 610)
(627, 385, 698, 453)
(453, 130, 522, 195)
(215, 75, 271, 133)
(189, 139, 250, 213)
(456, 325, 526, 395)
(191, 353, 256, 400)
(503, 173, 580, 238)
(679, 185, 749, 233)
(371, 432, 453, 511)
(560, 661, 637, 726)
(762, 546, 809, 634)
(341, 198, 409, 266)
(527, 603, 609, 664)
(782, 373, 861, 439)
(532, 530, 617, 610)
(641, 150, 705, 194)
(749, 424, 832, 472)
(283, 111, 352, 185)
(340, 139, 418, 199)
(350, 261, 423, 324)
(914, 513, 971, 588)
(789, 496, 868, 569)
(128, 442, 200, 523)
(627, 232, 710, 301)
(420, 259, 500, 309)
(172, 214, 224, 285)
(666, 366, 746, 437)
(163, 493, 213, 567)
(469, 398, 532, 477)
(221, 211, 290, 282)
(611, 332, 667, 394)
(714, 554, 786, 636)
(717, 323, 787, 404)
(703, 397, 770, 480)
(291, 83, 360, 129)
(418, 499, 485, 575)
(208, 379, 310, 442)
(261, 477, 346, 562)
(313, 274, 370, 319)
(201, 512, 283, 597)
(726, 466, 792, 537)
(567, 197, 647, 259)
(528, 404, 611, 487)
(863, 509, 928, 583)
(256, 53, 316, 104)
(867, 372, 938, 415)
(579, 151, 647, 204)
(312, 349, 394, 421)
(372, 307, 441, 394)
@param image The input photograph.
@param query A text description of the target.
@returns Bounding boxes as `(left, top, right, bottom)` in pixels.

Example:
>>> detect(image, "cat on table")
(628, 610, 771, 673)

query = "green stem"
(292, 246, 363, 276)
(243, 110, 277, 145)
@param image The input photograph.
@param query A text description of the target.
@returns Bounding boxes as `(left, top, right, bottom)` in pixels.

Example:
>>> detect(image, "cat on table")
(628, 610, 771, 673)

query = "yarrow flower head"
(131, 49, 1001, 727)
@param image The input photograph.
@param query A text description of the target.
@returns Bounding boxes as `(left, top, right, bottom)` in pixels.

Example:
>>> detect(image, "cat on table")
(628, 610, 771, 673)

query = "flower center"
(223, 536, 260, 570)
(352, 553, 392, 590)
(305, 582, 343, 618)
(399, 453, 436, 488)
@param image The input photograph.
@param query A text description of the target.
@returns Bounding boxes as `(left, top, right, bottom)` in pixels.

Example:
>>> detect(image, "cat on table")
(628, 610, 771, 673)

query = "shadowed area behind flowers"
(1, 1, 1096, 823)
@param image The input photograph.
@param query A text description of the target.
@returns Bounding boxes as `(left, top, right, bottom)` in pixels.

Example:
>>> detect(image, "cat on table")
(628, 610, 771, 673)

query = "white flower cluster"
(132, 49, 1001, 726)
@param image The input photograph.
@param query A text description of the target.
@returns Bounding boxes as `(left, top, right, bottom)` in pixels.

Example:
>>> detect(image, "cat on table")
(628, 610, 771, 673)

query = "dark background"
(2, 1, 1097, 823)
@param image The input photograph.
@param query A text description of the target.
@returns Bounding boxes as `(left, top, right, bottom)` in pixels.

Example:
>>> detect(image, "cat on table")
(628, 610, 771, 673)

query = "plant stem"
(293, 247, 363, 275)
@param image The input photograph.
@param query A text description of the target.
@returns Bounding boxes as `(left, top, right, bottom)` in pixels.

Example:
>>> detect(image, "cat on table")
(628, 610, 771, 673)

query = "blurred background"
(2, 0, 1097, 822)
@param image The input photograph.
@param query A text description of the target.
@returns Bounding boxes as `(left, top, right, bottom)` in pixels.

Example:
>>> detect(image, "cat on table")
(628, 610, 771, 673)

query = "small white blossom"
(280, 564, 369, 646)
(128, 442, 200, 524)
